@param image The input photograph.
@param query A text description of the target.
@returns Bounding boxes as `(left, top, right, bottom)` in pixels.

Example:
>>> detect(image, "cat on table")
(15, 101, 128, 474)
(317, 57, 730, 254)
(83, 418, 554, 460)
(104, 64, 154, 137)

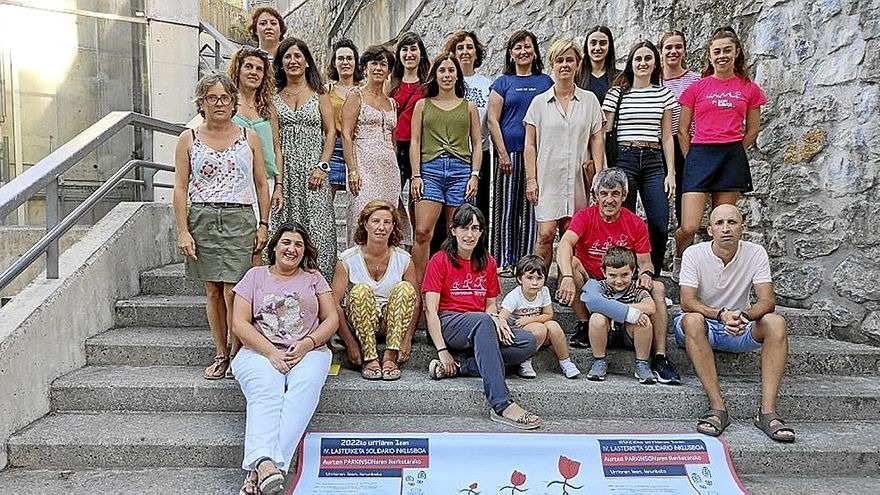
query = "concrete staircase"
(2, 263, 880, 493)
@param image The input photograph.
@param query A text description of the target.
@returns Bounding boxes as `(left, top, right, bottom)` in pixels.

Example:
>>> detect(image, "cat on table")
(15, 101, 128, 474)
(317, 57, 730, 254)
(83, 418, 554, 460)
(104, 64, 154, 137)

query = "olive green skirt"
(185, 204, 256, 283)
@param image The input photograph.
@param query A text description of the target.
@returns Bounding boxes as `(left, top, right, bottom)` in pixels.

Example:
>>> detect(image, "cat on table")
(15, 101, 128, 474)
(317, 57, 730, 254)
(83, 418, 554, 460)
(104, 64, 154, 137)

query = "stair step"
(89, 325, 880, 376)
(52, 365, 880, 422)
(8, 412, 879, 475)
(0, 468, 245, 494)
(0, 469, 875, 495)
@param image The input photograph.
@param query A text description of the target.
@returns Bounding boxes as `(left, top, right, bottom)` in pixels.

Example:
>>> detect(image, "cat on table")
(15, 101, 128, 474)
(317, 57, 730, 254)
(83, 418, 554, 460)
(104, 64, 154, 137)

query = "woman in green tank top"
(409, 52, 482, 283)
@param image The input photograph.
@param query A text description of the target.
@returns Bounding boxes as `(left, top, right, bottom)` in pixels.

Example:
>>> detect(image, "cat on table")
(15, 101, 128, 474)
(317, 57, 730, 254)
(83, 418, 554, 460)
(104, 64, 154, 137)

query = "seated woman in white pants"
(231, 222, 338, 495)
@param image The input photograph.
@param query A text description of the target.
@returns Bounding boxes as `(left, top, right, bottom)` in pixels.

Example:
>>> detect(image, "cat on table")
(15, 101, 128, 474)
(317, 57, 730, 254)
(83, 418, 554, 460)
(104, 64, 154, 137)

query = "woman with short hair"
(332, 200, 419, 380)
(173, 73, 270, 380)
(487, 30, 553, 276)
(271, 37, 338, 281)
(524, 38, 605, 269)
(231, 223, 337, 495)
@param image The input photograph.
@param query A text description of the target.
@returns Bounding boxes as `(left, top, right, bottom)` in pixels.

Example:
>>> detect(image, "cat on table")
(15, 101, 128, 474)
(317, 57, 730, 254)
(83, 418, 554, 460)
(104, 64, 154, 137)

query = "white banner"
(290, 431, 746, 495)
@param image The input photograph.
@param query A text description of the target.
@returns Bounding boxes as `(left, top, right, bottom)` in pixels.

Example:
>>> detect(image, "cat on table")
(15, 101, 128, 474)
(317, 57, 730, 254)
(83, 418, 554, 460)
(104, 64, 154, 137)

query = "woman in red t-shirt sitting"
(421, 204, 542, 429)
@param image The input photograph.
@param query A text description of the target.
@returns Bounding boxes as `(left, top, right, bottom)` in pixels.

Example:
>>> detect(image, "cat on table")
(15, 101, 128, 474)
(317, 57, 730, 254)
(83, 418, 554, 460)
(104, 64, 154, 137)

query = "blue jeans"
(440, 311, 537, 413)
(614, 146, 669, 274)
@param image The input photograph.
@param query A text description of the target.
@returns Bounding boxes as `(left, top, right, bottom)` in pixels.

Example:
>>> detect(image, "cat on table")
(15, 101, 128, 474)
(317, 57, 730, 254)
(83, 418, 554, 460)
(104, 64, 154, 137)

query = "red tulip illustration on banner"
(459, 481, 480, 494)
(499, 469, 528, 493)
(546, 456, 583, 494)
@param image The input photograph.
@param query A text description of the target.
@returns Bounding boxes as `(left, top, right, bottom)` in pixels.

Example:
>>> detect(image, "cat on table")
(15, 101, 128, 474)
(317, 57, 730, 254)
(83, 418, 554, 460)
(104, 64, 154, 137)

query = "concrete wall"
(0, 227, 90, 298)
(287, 0, 880, 345)
(0, 202, 178, 470)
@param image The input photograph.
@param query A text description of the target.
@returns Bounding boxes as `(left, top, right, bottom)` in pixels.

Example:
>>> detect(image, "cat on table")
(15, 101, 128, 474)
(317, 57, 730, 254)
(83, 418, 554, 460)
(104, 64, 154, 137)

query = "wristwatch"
(470, 170, 480, 178)
(315, 161, 331, 173)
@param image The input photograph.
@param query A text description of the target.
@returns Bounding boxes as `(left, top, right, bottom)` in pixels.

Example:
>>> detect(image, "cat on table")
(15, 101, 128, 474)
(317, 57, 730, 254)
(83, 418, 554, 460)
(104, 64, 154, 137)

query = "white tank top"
(339, 245, 411, 307)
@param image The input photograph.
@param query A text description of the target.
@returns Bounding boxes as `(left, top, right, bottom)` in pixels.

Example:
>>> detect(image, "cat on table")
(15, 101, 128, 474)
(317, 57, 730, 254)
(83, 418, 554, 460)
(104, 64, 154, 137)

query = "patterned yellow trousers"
(345, 281, 417, 362)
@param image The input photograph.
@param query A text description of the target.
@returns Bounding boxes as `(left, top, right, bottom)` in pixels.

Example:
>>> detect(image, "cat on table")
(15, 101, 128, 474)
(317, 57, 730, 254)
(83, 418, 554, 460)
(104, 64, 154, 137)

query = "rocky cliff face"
(286, 0, 880, 345)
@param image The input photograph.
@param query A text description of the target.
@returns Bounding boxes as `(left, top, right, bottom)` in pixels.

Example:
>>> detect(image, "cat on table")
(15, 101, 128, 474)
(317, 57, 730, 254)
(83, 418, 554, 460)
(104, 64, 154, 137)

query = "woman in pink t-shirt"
(230, 222, 338, 495)
(422, 204, 542, 429)
(672, 27, 767, 281)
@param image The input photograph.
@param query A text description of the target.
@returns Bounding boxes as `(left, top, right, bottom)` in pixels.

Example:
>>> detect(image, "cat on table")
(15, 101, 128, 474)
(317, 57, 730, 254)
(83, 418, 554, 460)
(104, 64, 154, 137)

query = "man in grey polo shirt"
(675, 204, 795, 442)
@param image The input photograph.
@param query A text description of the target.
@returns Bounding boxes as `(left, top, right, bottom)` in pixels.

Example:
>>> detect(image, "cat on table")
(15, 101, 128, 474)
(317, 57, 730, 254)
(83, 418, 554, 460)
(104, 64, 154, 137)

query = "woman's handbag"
(605, 87, 623, 168)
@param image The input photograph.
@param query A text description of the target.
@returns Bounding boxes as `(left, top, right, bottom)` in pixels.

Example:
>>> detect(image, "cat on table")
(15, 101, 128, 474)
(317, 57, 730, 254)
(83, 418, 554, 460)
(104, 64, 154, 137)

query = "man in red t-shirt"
(556, 168, 680, 384)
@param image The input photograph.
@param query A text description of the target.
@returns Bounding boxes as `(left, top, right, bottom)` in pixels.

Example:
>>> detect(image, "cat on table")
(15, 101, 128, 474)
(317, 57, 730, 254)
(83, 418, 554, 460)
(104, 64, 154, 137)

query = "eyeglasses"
(204, 94, 232, 105)
(455, 225, 483, 234)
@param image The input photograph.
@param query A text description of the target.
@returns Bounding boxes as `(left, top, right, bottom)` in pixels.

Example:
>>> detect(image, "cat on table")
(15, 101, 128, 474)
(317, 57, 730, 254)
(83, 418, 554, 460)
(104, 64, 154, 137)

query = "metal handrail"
(199, 20, 239, 72)
(0, 112, 184, 292)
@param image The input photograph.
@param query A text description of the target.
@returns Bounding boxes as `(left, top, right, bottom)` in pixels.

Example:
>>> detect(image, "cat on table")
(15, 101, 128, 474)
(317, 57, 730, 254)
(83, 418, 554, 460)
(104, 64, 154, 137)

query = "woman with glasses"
(325, 39, 363, 200)
(172, 73, 270, 380)
(422, 204, 541, 430)
(271, 37, 338, 281)
(228, 46, 284, 265)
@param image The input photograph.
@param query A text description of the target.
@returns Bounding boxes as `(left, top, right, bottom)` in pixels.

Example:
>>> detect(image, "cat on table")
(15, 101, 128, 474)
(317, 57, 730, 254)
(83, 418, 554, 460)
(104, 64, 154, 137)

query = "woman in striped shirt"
(602, 41, 676, 276)
(659, 31, 701, 227)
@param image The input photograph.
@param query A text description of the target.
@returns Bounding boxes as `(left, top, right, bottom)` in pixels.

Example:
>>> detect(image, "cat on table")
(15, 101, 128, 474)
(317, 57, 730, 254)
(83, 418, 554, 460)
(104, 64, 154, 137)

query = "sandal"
(696, 408, 730, 437)
(382, 360, 402, 381)
(256, 457, 284, 495)
(238, 470, 258, 495)
(203, 355, 229, 380)
(489, 405, 543, 430)
(226, 354, 236, 379)
(754, 409, 796, 443)
(361, 360, 383, 380)
(428, 358, 458, 380)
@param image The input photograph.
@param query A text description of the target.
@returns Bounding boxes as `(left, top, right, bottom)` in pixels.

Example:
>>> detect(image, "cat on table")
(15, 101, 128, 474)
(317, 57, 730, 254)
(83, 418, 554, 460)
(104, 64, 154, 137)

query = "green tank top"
(232, 114, 277, 178)
(420, 99, 471, 164)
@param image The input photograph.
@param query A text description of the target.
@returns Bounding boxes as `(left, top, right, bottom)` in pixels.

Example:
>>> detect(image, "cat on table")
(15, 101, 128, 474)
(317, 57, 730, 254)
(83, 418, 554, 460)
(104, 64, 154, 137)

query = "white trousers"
(232, 345, 331, 472)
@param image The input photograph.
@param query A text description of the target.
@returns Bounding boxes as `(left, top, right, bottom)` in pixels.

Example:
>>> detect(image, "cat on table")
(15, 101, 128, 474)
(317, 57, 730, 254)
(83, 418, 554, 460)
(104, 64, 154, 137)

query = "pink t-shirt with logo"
(233, 266, 331, 349)
(679, 75, 767, 144)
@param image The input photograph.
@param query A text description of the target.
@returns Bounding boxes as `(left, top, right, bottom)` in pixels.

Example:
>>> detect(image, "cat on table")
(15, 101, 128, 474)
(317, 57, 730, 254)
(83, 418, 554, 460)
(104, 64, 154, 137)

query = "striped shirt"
(602, 85, 676, 143)
(598, 280, 651, 304)
(662, 70, 701, 134)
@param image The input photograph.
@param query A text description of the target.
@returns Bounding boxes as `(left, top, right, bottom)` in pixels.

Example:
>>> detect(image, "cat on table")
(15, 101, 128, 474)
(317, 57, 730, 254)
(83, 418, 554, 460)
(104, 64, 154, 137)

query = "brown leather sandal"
(382, 360, 402, 381)
(361, 360, 383, 380)
(203, 355, 229, 380)
(754, 409, 795, 442)
(696, 408, 730, 437)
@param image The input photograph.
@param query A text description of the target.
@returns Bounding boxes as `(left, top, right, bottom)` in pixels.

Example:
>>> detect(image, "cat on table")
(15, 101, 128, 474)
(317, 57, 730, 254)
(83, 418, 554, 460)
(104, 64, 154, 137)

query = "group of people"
(170, 7, 792, 494)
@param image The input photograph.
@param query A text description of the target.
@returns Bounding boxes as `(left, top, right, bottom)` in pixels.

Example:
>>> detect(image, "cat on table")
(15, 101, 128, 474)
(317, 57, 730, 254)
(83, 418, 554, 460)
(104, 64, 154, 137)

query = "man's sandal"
(203, 355, 229, 380)
(489, 407, 543, 430)
(696, 408, 730, 437)
(754, 409, 796, 442)
(256, 457, 284, 495)
(381, 360, 402, 381)
(361, 360, 383, 380)
(428, 358, 458, 380)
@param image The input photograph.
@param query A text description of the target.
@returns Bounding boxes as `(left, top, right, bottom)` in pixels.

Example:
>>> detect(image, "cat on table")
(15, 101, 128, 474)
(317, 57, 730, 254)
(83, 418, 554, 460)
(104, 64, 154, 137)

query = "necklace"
(283, 86, 307, 99)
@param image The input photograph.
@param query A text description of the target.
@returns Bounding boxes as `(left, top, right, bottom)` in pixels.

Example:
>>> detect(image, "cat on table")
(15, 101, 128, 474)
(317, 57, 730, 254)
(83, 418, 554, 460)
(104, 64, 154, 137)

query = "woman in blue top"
(487, 30, 553, 276)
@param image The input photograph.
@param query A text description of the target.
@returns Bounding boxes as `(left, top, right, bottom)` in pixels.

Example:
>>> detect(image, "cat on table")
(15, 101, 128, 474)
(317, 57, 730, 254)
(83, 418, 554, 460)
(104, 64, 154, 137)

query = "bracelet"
(470, 170, 480, 177)
(642, 270, 655, 278)
(560, 274, 574, 279)
(274, 180, 282, 185)
(258, 220, 269, 228)
(411, 175, 422, 179)
(525, 177, 537, 183)
(716, 307, 727, 321)
(436, 347, 447, 354)
(304, 335, 319, 349)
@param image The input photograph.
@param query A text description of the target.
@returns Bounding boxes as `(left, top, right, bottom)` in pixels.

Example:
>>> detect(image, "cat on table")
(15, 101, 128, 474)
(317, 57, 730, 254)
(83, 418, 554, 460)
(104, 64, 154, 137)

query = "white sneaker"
(518, 359, 537, 378)
(560, 360, 581, 379)
(671, 257, 682, 283)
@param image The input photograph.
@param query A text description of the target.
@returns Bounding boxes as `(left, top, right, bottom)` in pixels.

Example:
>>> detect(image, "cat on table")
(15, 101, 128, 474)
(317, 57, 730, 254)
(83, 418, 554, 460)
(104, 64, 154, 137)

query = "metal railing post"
(45, 177, 59, 279)
(214, 39, 221, 70)
(142, 128, 155, 202)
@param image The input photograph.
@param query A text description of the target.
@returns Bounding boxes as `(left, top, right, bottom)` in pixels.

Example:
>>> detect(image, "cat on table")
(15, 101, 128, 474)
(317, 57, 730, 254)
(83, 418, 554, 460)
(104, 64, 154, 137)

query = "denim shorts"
(329, 136, 346, 187)
(673, 313, 761, 353)
(420, 154, 472, 207)
(682, 142, 752, 193)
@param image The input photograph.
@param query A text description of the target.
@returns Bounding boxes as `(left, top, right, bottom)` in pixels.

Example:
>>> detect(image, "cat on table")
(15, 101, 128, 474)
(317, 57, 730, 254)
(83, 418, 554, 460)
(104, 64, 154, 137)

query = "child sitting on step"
(499, 255, 581, 379)
(580, 246, 656, 384)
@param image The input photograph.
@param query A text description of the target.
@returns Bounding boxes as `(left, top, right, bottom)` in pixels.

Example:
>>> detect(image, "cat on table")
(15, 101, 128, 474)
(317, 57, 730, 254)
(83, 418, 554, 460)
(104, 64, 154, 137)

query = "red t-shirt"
(568, 205, 651, 279)
(678, 75, 767, 144)
(421, 251, 501, 313)
(392, 81, 422, 142)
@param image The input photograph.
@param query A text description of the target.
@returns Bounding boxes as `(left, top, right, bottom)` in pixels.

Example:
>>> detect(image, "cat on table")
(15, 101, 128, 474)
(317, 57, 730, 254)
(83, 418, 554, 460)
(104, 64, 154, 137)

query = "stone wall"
(285, 0, 880, 345)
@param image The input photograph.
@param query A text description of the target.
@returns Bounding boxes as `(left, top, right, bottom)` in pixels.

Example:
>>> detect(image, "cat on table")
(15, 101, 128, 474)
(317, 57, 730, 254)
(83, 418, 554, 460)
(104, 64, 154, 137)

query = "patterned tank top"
(187, 126, 257, 204)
